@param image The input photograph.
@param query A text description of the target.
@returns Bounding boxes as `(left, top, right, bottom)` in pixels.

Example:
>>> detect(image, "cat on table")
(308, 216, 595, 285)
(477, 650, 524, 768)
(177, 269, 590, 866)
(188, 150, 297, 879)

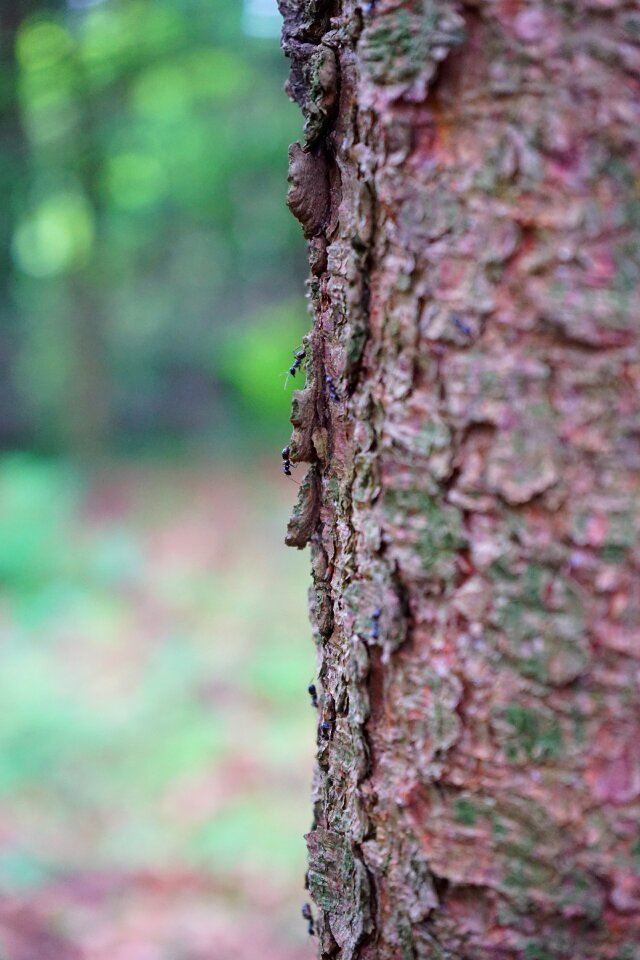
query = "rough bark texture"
(280, 1, 640, 957)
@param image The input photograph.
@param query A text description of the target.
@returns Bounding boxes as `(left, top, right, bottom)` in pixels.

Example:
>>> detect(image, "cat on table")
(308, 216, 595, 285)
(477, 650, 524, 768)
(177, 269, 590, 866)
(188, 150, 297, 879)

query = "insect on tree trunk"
(279, 1, 640, 957)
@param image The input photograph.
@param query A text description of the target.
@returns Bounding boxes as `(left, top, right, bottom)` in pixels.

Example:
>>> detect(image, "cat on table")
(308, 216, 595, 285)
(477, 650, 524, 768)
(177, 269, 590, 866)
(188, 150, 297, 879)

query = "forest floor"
(0, 455, 314, 960)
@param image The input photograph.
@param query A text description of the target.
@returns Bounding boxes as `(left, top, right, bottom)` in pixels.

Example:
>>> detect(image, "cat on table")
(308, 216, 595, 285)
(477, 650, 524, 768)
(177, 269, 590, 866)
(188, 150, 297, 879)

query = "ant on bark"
(325, 374, 340, 402)
(281, 446, 300, 485)
(284, 348, 305, 388)
(451, 313, 473, 337)
(308, 683, 319, 709)
(319, 695, 335, 741)
(302, 903, 315, 936)
(289, 349, 305, 378)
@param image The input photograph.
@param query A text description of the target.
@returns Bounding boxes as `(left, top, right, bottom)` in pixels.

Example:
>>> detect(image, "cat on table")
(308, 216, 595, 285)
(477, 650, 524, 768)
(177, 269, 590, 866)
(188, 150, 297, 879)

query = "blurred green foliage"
(2, 0, 306, 454)
(0, 9, 314, 950)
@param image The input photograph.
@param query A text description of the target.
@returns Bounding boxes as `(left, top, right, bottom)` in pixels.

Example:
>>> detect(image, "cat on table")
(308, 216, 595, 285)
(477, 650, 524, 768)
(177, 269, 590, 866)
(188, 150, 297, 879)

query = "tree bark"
(280, 1, 640, 957)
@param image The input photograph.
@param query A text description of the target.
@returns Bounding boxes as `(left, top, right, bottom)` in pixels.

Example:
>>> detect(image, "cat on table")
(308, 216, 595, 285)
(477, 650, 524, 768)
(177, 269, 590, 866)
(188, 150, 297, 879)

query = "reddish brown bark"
(280, 1, 640, 957)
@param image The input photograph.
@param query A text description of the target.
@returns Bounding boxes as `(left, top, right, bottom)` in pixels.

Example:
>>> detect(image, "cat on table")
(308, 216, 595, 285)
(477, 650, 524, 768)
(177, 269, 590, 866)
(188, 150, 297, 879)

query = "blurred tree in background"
(2, 0, 306, 455)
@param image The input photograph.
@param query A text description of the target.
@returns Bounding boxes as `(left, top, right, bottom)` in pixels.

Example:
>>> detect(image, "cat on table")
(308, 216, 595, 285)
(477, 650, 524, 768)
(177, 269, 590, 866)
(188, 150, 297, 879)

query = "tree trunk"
(280, 1, 640, 957)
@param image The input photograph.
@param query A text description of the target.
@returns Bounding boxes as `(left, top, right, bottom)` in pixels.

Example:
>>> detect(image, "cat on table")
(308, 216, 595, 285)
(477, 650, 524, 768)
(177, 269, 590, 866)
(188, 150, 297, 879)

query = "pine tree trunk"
(280, 2, 640, 957)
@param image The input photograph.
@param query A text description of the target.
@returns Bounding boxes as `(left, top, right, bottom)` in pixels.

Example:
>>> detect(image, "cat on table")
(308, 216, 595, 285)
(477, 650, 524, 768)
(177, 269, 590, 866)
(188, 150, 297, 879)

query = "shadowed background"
(0, 1, 314, 957)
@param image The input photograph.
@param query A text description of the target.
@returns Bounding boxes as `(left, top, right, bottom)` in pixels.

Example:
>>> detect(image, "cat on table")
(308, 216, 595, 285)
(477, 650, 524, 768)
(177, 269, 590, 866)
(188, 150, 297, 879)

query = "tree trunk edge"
(281, 2, 640, 958)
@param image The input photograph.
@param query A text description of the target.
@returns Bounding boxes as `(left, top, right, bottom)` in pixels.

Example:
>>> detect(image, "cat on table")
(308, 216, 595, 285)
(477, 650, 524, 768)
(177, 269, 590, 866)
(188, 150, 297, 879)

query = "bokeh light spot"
(16, 20, 74, 72)
(12, 192, 96, 278)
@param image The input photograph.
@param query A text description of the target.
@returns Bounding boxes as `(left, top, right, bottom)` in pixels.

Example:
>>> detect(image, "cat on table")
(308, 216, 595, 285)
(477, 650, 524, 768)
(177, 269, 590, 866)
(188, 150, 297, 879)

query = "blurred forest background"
(0, 1, 315, 958)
